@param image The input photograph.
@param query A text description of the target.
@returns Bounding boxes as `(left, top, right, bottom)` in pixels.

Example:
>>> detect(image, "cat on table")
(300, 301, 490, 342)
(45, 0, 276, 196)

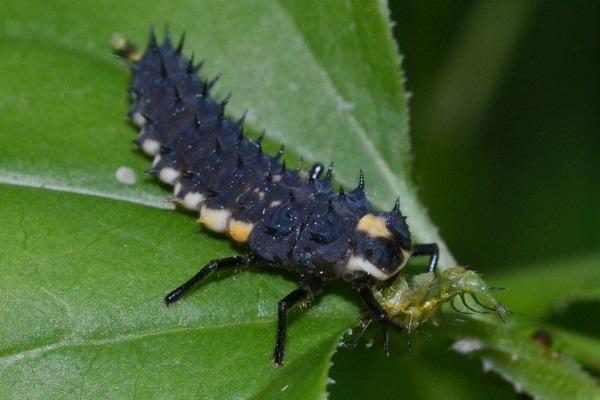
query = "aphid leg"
(273, 275, 322, 366)
(356, 283, 390, 323)
(382, 324, 390, 357)
(351, 318, 372, 349)
(164, 254, 258, 305)
(411, 243, 439, 273)
(356, 282, 402, 356)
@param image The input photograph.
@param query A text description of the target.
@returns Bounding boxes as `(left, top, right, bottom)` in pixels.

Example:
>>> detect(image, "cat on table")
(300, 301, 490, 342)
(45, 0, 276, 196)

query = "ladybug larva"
(113, 29, 443, 366)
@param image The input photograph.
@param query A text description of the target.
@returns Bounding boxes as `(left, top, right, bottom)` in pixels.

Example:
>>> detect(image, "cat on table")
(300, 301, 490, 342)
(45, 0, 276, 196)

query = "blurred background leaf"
(392, 0, 600, 272)
(331, 1, 600, 398)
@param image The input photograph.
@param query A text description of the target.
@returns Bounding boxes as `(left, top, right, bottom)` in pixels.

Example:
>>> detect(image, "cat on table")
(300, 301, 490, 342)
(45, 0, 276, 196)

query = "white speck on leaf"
(336, 96, 354, 112)
(115, 166, 137, 185)
(452, 338, 484, 354)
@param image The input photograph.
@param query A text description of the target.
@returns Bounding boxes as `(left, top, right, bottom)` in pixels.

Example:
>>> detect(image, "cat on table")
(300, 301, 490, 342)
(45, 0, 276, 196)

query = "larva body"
(116, 31, 440, 365)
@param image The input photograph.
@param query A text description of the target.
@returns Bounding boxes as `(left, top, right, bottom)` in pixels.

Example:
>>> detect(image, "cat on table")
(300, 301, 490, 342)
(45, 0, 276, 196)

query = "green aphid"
(374, 266, 509, 332)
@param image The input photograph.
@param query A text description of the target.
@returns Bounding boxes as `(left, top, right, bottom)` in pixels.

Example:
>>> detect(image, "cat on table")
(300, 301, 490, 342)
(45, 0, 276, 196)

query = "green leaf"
(492, 254, 600, 318)
(446, 319, 600, 400)
(554, 327, 600, 373)
(331, 335, 518, 400)
(0, 1, 454, 398)
(0, 185, 357, 398)
(335, 317, 600, 400)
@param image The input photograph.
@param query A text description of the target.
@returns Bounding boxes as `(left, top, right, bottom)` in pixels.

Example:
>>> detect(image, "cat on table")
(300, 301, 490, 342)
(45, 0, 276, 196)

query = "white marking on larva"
(451, 338, 484, 354)
(173, 181, 182, 196)
(115, 166, 136, 185)
(345, 255, 390, 280)
(280, 384, 289, 392)
(272, 174, 282, 182)
(132, 112, 146, 127)
(182, 192, 205, 211)
(199, 206, 231, 233)
(152, 154, 161, 167)
(142, 139, 160, 156)
(258, 191, 265, 200)
(159, 167, 180, 185)
(269, 200, 282, 208)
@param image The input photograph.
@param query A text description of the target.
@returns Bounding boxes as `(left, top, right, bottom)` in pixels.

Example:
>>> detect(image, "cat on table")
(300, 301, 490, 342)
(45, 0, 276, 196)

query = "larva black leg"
(164, 254, 257, 305)
(356, 282, 401, 356)
(411, 243, 439, 273)
(357, 282, 389, 323)
(273, 276, 321, 366)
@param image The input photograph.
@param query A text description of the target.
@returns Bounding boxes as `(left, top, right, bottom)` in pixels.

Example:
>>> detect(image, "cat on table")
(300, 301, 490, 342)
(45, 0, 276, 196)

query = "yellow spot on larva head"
(356, 214, 393, 239)
(198, 206, 231, 233)
(229, 219, 255, 243)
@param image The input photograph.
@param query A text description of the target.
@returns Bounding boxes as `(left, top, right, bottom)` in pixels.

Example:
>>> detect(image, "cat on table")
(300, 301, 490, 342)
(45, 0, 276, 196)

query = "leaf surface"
(0, 1, 451, 398)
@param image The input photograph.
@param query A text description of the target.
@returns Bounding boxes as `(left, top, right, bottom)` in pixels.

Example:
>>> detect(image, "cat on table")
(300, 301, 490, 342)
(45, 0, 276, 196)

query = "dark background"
(391, 1, 599, 272)
(330, 2, 599, 398)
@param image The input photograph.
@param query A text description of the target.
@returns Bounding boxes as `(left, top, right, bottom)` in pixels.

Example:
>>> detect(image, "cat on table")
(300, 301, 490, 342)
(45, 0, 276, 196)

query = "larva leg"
(164, 254, 258, 305)
(273, 275, 321, 366)
(356, 281, 402, 356)
(411, 243, 439, 273)
(356, 282, 390, 323)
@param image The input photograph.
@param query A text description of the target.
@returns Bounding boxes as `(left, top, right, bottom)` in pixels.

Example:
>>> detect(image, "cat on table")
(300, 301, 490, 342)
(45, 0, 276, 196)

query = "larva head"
(344, 211, 412, 281)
